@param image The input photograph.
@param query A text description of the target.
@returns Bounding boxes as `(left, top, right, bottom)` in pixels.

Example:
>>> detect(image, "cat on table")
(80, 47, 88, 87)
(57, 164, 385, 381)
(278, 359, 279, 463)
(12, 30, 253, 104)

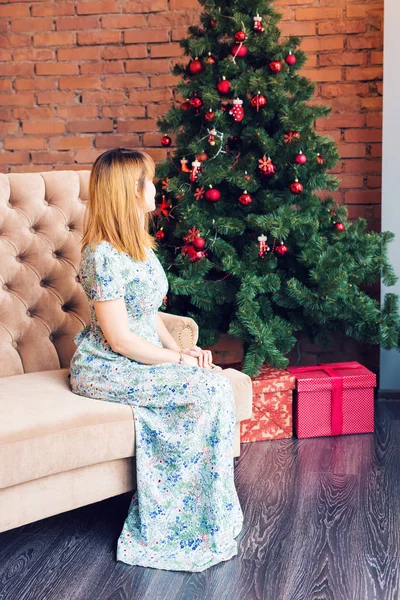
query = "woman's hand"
(182, 346, 214, 369)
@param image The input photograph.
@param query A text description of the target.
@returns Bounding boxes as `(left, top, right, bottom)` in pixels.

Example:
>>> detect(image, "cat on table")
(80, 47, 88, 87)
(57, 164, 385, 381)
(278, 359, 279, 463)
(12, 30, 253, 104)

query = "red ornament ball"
(217, 78, 231, 95)
(295, 152, 307, 165)
(231, 43, 247, 57)
(205, 53, 216, 65)
(205, 187, 221, 202)
(210, 19, 216, 27)
(190, 94, 203, 109)
(235, 30, 247, 42)
(182, 244, 200, 261)
(155, 229, 165, 240)
(285, 53, 296, 66)
(205, 109, 215, 122)
(238, 191, 252, 206)
(161, 135, 172, 147)
(335, 222, 345, 231)
(250, 93, 267, 109)
(290, 180, 303, 194)
(193, 236, 206, 250)
(269, 60, 282, 73)
(180, 100, 190, 110)
(317, 153, 325, 164)
(189, 58, 203, 74)
(275, 243, 289, 256)
(196, 151, 208, 161)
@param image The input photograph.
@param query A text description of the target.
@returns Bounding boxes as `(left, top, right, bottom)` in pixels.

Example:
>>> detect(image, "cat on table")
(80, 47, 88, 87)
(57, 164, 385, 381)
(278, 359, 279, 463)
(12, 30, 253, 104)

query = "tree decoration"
(155, 228, 165, 240)
(217, 76, 231, 95)
(205, 52, 216, 64)
(238, 190, 252, 206)
(156, 195, 172, 219)
(269, 60, 282, 73)
(317, 153, 325, 164)
(194, 186, 205, 200)
(161, 135, 172, 147)
(229, 98, 244, 122)
(275, 242, 289, 255)
(284, 130, 301, 143)
(180, 99, 190, 110)
(182, 244, 206, 262)
(196, 151, 208, 161)
(205, 108, 215, 122)
(285, 51, 296, 65)
(180, 157, 191, 172)
(189, 57, 203, 74)
(251, 91, 267, 111)
(205, 185, 221, 202)
(190, 93, 203, 110)
(258, 233, 269, 257)
(235, 30, 247, 42)
(258, 154, 276, 176)
(295, 151, 307, 165)
(208, 128, 217, 146)
(231, 43, 247, 58)
(193, 236, 206, 250)
(244, 170, 251, 181)
(290, 179, 303, 194)
(253, 13, 264, 32)
(190, 160, 202, 182)
(335, 222, 345, 232)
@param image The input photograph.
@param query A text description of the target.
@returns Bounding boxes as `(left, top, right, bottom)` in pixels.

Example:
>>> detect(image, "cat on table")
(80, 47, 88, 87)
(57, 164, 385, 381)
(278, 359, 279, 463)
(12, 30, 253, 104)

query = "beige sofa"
(0, 170, 253, 534)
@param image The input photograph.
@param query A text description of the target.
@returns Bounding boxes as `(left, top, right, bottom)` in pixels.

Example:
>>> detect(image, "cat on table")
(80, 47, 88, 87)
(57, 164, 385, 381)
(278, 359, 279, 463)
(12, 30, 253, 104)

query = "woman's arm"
(93, 298, 183, 364)
(155, 311, 181, 352)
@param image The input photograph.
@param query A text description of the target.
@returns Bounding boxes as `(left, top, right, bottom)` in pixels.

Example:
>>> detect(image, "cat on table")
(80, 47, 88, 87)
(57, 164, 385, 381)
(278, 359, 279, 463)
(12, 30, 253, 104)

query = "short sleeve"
(88, 243, 126, 301)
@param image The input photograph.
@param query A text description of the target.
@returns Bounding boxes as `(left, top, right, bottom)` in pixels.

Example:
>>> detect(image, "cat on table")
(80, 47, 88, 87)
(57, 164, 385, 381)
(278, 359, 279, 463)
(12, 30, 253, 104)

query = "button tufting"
(29, 227, 35, 234)
(44, 200, 49, 206)
(26, 310, 31, 317)
(12, 341, 17, 349)
(15, 256, 21, 262)
(49, 334, 54, 342)
(2, 283, 8, 291)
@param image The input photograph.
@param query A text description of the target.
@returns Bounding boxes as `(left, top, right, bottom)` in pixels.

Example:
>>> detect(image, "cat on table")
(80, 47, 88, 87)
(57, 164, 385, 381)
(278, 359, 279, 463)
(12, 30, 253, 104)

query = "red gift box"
(240, 365, 296, 443)
(287, 361, 376, 439)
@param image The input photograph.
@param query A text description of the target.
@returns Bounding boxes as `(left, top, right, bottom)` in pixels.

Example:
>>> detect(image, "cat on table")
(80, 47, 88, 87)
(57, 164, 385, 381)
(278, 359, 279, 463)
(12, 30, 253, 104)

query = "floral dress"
(68, 240, 244, 572)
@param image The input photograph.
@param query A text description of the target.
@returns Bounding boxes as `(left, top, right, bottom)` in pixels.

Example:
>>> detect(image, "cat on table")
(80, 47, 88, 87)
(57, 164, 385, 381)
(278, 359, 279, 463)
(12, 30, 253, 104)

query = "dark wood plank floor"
(1, 399, 400, 600)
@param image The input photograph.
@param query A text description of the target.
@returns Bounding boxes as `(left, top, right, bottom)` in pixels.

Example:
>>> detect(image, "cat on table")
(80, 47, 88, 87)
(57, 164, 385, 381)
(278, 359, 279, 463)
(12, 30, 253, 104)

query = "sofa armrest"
(158, 312, 199, 350)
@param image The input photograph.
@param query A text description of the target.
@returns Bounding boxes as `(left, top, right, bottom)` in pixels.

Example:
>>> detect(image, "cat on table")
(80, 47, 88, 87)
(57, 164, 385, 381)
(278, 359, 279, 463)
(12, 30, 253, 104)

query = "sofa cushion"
(0, 366, 252, 490)
(0, 368, 134, 489)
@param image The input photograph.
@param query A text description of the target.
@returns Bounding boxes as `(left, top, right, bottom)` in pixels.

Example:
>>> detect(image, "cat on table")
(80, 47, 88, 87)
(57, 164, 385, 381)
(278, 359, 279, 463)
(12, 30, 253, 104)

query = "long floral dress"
(68, 240, 244, 572)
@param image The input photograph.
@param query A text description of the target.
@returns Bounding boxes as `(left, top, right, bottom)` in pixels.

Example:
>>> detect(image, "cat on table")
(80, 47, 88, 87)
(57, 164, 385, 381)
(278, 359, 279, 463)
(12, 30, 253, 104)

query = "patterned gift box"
(287, 361, 376, 439)
(240, 365, 296, 443)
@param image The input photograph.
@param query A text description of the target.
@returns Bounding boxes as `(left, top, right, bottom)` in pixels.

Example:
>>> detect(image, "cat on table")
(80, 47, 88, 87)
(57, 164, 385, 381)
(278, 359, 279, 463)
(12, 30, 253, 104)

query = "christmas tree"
(151, 0, 400, 377)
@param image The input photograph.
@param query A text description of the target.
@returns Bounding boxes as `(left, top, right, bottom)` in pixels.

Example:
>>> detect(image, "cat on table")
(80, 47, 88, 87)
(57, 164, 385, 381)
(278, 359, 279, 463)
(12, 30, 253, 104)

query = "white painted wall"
(380, 0, 400, 391)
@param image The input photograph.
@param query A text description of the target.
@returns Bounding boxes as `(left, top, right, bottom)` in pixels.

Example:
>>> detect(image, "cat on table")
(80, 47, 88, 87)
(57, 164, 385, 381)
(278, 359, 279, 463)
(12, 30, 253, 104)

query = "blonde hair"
(81, 148, 158, 262)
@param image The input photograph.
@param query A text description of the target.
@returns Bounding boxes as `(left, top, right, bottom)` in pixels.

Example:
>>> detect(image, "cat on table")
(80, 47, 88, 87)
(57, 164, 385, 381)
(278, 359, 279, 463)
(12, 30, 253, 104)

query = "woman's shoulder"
(83, 241, 121, 261)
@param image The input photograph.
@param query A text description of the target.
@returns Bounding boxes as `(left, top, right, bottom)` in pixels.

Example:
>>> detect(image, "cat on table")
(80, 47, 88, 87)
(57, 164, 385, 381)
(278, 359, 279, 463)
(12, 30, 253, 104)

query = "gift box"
(287, 361, 376, 439)
(240, 365, 296, 443)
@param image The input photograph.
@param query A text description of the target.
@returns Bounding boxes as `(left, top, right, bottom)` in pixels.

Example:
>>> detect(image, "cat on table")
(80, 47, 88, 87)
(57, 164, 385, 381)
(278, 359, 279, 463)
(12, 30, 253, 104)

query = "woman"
(69, 148, 243, 572)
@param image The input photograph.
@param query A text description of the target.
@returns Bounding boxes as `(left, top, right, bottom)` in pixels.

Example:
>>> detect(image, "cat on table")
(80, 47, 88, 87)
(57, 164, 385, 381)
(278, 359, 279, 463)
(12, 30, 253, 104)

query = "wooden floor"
(1, 399, 400, 600)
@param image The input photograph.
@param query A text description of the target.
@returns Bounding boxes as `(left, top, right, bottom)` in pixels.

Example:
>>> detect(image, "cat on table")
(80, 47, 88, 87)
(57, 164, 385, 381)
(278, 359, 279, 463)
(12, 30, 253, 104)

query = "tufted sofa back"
(0, 171, 92, 378)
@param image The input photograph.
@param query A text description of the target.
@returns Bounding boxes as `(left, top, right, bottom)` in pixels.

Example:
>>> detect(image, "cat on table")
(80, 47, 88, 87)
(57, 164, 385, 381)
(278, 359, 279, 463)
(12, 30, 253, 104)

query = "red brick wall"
(1, 0, 383, 230)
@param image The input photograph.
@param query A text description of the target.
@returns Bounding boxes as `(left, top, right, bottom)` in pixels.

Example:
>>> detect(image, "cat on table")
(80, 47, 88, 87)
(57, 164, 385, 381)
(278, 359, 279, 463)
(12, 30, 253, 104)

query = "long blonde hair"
(82, 148, 158, 262)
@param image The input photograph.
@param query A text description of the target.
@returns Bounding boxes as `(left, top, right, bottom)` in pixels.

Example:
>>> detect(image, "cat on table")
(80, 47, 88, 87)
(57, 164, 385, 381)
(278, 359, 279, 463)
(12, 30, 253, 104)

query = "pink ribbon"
(289, 362, 362, 435)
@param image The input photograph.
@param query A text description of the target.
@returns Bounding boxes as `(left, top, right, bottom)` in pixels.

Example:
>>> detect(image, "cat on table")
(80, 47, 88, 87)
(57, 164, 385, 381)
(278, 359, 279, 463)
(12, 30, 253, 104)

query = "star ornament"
(155, 195, 172, 218)
(258, 154, 276, 175)
(194, 186, 205, 200)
